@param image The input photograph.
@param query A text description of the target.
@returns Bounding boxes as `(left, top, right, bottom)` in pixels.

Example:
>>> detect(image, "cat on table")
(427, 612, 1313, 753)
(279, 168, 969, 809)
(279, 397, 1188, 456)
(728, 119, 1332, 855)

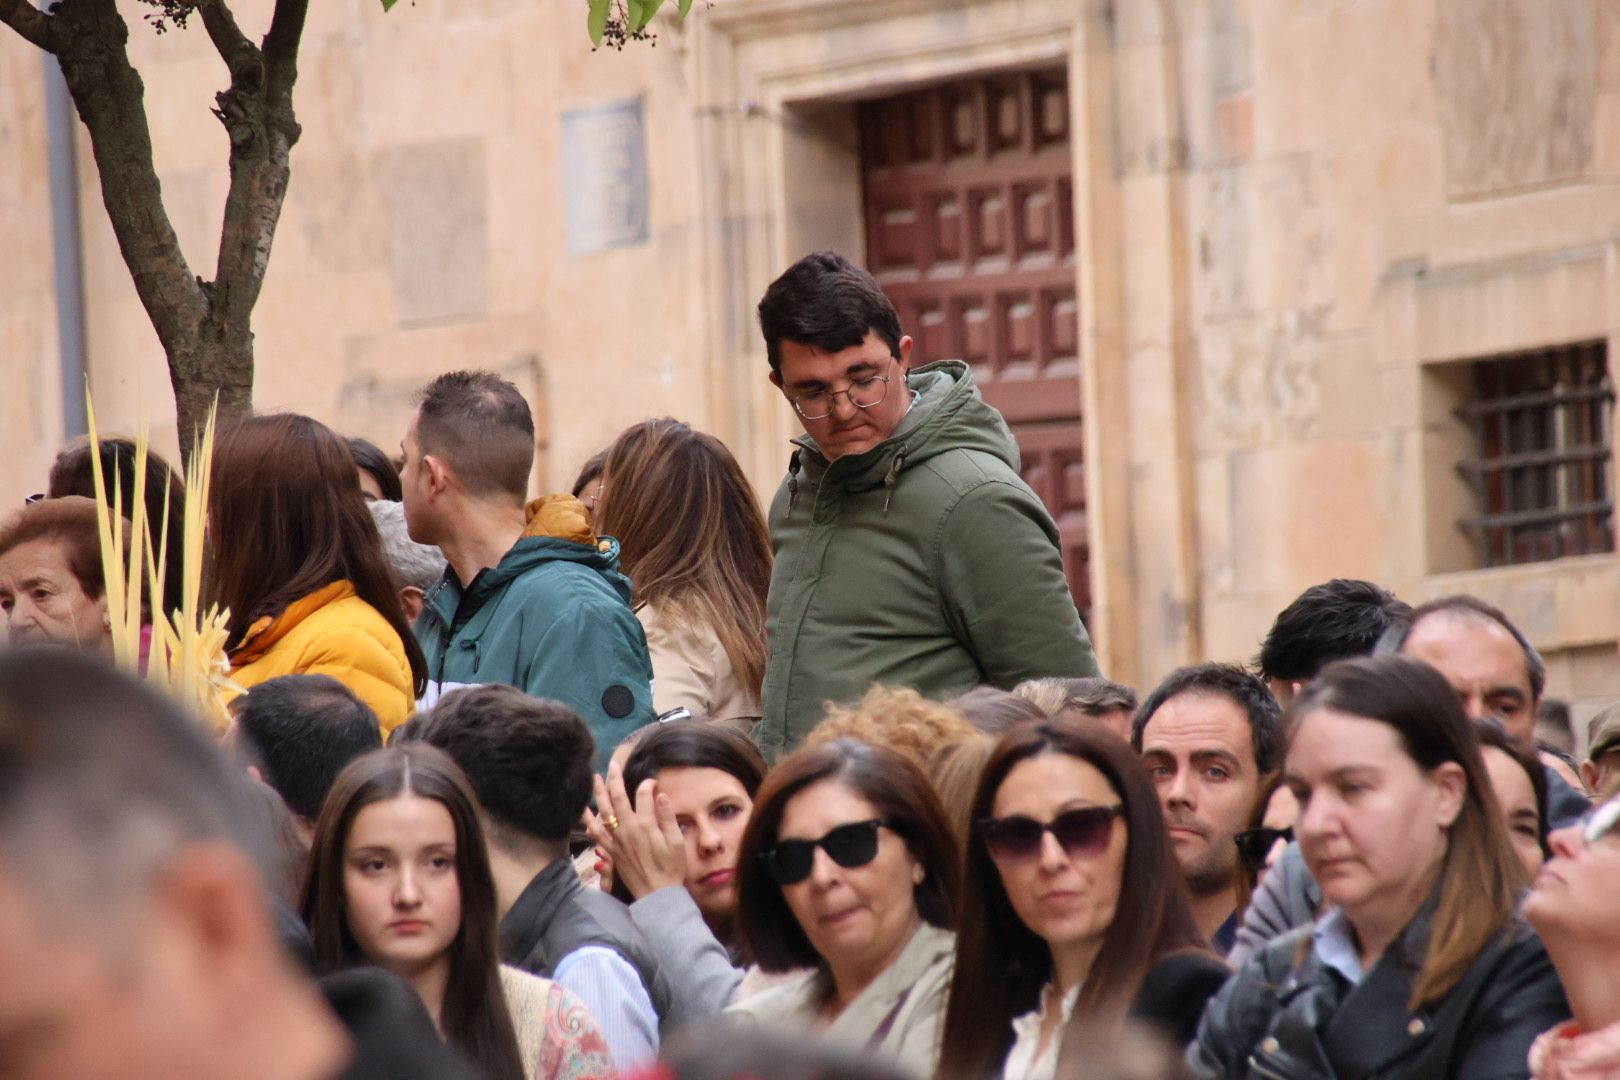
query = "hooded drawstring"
(786, 450, 802, 513)
(882, 453, 905, 513)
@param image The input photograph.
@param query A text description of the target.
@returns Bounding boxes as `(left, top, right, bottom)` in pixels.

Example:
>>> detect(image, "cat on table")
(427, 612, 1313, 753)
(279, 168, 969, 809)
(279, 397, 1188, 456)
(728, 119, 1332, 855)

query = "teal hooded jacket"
(756, 360, 1099, 760)
(414, 500, 655, 769)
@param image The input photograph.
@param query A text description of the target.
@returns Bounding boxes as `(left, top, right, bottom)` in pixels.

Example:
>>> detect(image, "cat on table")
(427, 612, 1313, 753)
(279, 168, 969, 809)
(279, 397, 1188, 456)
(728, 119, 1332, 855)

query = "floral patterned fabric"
(500, 965, 616, 1080)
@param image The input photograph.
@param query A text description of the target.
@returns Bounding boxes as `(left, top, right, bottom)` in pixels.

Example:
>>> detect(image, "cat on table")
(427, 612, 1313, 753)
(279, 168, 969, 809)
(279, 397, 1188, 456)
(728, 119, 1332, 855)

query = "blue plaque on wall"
(561, 99, 650, 255)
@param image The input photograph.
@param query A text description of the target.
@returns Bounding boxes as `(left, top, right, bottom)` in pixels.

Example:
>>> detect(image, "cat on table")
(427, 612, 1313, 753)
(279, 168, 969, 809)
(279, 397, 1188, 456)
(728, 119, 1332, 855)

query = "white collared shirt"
(1311, 907, 1366, 986)
(1003, 982, 1082, 1080)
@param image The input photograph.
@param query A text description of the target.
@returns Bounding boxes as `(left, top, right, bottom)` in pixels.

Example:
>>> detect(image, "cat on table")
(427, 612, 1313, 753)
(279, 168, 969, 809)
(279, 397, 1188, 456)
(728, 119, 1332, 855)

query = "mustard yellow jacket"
(226, 579, 414, 734)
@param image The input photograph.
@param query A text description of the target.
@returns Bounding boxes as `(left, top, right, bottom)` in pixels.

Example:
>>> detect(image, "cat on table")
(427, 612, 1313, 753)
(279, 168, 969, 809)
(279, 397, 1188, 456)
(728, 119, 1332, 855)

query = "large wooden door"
(858, 67, 1092, 623)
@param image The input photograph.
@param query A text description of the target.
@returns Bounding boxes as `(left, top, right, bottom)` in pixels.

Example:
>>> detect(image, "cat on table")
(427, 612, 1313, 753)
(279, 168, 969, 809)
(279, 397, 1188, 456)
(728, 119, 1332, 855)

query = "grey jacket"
(628, 885, 746, 1030)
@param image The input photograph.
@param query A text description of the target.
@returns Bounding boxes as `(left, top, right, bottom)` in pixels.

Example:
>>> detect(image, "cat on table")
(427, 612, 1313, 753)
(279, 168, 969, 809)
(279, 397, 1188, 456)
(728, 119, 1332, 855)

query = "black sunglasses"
(760, 819, 890, 885)
(978, 805, 1124, 864)
(1234, 826, 1293, 876)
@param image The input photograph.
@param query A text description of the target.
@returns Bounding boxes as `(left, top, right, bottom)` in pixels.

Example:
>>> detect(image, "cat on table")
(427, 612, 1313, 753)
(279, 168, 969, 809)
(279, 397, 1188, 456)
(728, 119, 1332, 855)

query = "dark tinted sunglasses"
(978, 805, 1124, 864)
(1234, 826, 1293, 876)
(760, 819, 889, 885)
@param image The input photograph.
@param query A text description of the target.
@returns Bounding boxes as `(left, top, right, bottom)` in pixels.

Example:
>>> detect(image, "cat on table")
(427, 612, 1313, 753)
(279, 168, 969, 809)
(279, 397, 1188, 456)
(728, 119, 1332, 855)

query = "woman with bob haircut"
(0, 496, 124, 657)
(1190, 656, 1570, 1079)
(591, 418, 771, 729)
(939, 720, 1225, 1080)
(723, 738, 959, 1075)
(210, 414, 426, 733)
(587, 721, 769, 1024)
(302, 744, 612, 1080)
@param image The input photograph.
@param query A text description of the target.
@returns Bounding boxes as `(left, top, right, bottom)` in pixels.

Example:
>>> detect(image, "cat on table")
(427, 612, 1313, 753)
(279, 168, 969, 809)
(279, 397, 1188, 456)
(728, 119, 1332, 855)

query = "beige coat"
(638, 600, 761, 726)
(724, 923, 955, 1077)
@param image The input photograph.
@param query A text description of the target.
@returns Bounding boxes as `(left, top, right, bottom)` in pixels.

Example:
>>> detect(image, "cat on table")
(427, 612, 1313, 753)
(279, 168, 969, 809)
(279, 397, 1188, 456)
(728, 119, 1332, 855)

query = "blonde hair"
(594, 420, 772, 695)
(806, 686, 975, 772)
(929, 733, 997, 847)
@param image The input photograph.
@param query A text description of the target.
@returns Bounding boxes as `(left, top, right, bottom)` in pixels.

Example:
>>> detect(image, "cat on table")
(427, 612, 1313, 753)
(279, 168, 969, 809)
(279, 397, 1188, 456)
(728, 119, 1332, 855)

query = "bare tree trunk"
(0, 0, 307, 461)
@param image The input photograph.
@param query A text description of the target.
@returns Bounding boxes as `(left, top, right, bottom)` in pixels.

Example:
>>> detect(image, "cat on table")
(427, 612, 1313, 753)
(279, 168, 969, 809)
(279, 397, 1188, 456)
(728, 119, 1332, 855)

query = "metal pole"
(42, 40, 88, 438)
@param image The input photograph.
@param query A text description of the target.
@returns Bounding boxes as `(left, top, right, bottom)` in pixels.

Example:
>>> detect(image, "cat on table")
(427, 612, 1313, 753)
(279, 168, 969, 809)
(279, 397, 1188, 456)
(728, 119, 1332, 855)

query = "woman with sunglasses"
(725, 738, 959, 1075)
(1191, 656, 1570, 1079)
(1233, 774, 1299, 915)
(939, 719, 1223, 1080)
(1522, 796, 1620, 1079)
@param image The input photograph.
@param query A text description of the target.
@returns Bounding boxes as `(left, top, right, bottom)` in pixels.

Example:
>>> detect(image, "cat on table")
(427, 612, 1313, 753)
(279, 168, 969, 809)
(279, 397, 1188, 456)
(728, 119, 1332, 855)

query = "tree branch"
(52, 0, 206, 362)
(262, 0, 308, 98)
(197, 0, 260, 78)
(207, 0, 306, 338)
(0, 0, 55, 51)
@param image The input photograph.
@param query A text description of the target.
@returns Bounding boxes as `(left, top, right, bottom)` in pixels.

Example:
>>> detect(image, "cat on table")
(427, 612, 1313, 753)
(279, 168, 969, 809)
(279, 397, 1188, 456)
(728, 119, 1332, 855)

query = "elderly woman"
(725, 738, 959, 1076)
(1190, 656, 1570, 1079)
(0, 496, 121, 656)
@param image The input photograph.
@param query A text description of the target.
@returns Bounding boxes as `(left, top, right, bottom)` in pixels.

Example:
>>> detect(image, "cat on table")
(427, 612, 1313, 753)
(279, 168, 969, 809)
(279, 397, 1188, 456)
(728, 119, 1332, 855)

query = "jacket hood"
(790, 360, 1019, 492)
(429, 495, 634, 621)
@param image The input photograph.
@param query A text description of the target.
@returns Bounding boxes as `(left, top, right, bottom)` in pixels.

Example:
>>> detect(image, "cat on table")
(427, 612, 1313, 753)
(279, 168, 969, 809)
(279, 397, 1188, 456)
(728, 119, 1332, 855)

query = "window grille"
(1455, 340, 1614, 567)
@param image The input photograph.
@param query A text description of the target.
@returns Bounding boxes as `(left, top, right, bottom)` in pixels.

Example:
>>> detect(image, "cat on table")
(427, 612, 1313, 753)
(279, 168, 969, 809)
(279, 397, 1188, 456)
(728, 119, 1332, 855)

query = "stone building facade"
(2, 0, 1616, 734)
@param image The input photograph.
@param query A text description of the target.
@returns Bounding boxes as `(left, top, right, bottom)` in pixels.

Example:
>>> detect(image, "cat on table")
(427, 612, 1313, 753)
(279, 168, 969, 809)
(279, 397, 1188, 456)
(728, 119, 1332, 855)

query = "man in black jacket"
(412, 683, 671, 1071)
(0, 649, 468, 1080)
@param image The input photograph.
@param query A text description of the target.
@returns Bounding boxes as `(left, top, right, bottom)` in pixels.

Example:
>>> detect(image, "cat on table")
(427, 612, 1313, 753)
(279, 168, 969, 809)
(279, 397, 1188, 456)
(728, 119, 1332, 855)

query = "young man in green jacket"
(755, 251, 1099, 760)
(400, 370, 655, 768)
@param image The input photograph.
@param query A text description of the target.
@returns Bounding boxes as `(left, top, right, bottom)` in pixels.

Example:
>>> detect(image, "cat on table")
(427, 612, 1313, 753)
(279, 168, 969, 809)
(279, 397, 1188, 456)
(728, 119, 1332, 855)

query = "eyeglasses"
(1579, 797, 1620, 846)
(789, 362, 894, 421)
(759, 819, 890, 885)
(1234, 826, 1293, 876)
(978, 805, 1124, 864)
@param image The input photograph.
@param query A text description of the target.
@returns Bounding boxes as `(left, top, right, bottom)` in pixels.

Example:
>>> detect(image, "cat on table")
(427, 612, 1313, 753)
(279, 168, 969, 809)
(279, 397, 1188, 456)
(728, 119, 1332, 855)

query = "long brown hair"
(939, 720, 1208, 1080)
(734, 738, 959, 974)
(593, 419, 771, 696)
(1289, 655, 1526, 1010)
(300, 745, 524, 1080)
(208, 414, 426, 695)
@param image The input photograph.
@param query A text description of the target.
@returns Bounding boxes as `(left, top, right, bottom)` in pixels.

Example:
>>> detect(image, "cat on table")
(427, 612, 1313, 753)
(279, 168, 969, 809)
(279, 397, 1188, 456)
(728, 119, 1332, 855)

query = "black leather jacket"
(1188, 909, 1568, 1080)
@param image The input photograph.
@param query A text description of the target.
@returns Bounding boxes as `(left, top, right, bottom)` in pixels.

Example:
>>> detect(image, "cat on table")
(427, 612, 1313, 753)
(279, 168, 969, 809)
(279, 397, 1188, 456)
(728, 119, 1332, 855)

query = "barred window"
(1455, 340, 1614, 567)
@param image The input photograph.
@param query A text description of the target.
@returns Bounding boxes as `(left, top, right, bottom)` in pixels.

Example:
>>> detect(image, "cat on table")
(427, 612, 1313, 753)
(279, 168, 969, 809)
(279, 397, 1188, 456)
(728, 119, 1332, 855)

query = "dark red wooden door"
(858, 66, 1092, 622)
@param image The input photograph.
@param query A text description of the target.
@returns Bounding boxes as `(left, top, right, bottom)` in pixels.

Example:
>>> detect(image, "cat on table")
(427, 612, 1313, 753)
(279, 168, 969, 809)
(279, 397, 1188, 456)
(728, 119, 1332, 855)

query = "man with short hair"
(227, 674, 383, 843)
(1384, 595, 1588, 824)
(1132, 663, 1283, 954)
(411, 684, 668, 1070)
(368, 499, 447, 623)
(400, 370, 654, 767)
(1255, 578, 1412, 705)
(755, 251, 1098, 758)
(0, 648, 472, 1080)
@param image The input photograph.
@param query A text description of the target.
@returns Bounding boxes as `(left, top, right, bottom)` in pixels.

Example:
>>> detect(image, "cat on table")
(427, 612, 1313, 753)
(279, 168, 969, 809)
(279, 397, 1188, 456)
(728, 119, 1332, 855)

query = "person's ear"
(1581, 760, 1599, 793)
(897, 334, 914, 369)
(422, 455, 452, 500)
(769, 367, 783, 391)
(399, 586, 425, 623)
(150, 843, 279, 1001)
(1432, 761, 1467, 829)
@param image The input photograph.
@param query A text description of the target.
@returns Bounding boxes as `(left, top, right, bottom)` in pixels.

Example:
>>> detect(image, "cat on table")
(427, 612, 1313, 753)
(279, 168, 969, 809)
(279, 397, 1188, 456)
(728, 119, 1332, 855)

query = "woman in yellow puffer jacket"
(210, 414, 427, 734)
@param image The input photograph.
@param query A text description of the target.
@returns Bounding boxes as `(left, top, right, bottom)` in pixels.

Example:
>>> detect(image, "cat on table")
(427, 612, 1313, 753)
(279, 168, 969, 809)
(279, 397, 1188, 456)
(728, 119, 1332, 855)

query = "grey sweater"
(628, 886, 745, 1030)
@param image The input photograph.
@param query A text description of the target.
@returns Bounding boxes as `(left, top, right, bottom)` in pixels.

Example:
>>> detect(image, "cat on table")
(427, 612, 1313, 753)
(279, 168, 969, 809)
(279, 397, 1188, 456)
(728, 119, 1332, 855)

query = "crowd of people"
(0, 250, 1617, 1080)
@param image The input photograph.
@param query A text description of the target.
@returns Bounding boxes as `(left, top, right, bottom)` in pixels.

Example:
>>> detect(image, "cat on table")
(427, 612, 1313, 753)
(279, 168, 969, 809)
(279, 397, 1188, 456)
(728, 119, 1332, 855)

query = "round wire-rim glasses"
(790, 361, 895, 421)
